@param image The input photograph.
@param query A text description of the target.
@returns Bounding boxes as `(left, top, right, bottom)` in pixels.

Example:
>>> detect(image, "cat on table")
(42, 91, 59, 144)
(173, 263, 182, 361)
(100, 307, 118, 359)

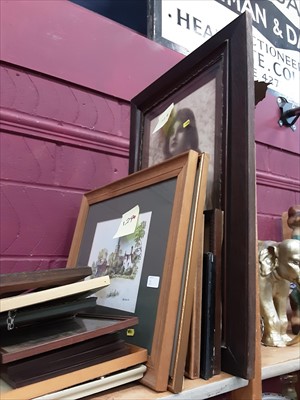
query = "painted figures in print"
(88, 212, 152, 313)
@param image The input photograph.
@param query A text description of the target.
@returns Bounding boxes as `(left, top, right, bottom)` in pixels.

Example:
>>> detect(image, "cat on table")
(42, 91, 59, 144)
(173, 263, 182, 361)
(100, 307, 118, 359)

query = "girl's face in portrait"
(168, 120, 188, 156)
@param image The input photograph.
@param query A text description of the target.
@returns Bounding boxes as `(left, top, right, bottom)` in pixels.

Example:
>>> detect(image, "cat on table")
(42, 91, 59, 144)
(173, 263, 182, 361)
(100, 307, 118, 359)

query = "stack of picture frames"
(67, 150, 209, 393)
(67, 11, 256, 395)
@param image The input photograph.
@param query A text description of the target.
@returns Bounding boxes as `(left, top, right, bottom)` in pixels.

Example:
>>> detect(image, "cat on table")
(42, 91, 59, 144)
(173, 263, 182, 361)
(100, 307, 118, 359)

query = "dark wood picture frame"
(67, 150, 208, 392)
(129, 12, 256, 379)
(0, 268, 92, 298)
(0, 313, 138, 364)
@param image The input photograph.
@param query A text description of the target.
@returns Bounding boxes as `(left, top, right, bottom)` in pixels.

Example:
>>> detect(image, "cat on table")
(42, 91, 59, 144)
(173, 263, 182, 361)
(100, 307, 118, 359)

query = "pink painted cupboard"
(0, 0, 299, 277)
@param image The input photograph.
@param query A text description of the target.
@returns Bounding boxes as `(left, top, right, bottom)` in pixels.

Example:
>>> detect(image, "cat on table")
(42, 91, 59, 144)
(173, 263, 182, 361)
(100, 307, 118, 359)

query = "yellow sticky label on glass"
(127, 328, 135, 337)
(183, 119, 190, 128)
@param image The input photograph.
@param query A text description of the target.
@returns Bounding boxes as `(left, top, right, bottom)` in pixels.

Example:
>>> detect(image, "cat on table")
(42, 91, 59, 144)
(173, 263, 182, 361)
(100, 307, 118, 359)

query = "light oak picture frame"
(67, 150, 208, 392)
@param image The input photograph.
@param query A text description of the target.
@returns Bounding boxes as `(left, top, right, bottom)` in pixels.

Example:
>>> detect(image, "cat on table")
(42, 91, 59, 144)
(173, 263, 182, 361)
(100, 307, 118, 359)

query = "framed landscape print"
(129, 12, 256, 379)
(86, 213, 152, 313)
(67, 150, 209, 392)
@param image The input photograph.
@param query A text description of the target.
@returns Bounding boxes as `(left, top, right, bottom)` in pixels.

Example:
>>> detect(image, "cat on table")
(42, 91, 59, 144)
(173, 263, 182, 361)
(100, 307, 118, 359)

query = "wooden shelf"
(90, 372, 248, 400)
(87, 342, 299, 399)
(261, 343, 300, 380)
(3, 344, 298, 400)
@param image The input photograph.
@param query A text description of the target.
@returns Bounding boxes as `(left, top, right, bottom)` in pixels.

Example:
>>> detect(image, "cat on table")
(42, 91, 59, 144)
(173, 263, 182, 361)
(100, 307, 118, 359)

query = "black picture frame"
(129, 12, 256, 379)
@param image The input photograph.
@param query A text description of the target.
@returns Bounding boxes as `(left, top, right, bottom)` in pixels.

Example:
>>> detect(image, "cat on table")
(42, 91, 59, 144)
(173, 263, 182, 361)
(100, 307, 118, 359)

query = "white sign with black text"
(151, 0, 300, 105)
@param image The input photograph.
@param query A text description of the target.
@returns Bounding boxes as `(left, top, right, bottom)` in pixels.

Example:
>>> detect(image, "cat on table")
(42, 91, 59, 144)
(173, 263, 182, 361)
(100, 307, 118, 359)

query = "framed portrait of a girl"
(135, 64, 222, 210)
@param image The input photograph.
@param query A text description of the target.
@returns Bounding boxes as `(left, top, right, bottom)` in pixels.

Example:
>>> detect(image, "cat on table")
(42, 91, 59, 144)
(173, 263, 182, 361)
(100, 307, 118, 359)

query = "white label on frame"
(113, 205, 140, 239)
(152, 103, 174, 134)
(147, 276, 160, 288)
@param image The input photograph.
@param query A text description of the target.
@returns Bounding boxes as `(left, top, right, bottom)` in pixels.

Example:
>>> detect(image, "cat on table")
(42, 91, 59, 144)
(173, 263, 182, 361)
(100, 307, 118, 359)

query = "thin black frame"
(129, 12, 256, 379)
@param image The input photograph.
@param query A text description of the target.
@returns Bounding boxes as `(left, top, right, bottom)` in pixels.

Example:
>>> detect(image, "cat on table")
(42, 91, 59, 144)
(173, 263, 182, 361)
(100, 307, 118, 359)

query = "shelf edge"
(157, 377, 249, 400)
(262, 359, 300, 380)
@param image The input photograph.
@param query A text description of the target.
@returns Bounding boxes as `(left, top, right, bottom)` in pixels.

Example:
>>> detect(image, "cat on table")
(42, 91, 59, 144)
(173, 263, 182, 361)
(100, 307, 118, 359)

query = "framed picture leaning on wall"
(129, 11, 256, 380)
(67, 150, 209, 392)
